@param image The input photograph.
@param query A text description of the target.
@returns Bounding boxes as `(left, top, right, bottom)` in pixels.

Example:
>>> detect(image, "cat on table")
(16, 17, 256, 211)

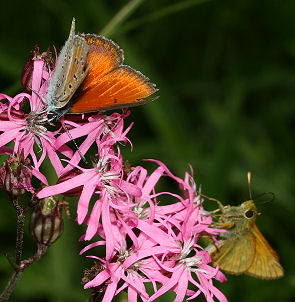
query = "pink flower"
(83, 248, 152, 302)
(79, 161, 227, 302)
(0, 60, 67, 178)
(37, 146, 142, 227)
(55, 111, 133, 176)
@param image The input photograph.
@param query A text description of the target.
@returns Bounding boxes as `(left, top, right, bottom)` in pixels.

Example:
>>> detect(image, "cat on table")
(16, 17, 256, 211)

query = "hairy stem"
(0, 271, 23, 302)
(0, 244, 48, 302)
(0, 197, 48, 302)
(19, 244, 48, 270)
(11, 196, 25, 264)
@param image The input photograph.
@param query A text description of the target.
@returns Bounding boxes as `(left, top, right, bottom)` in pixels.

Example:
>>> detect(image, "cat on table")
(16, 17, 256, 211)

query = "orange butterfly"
(46, 18, 157, 123)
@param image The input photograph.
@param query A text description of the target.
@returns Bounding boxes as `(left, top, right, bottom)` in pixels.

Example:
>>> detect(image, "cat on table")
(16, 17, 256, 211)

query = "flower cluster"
(0, 49, 228, 301)
(38, 159, 227, 301)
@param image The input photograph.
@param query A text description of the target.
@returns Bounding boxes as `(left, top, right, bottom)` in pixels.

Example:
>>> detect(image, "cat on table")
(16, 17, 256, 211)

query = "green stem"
(117, 0, 212, 35)
(99, 0, 144, 36)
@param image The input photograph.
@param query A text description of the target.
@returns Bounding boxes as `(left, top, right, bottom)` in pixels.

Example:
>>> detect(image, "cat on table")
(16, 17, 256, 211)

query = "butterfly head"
(240, 199, 258, 221)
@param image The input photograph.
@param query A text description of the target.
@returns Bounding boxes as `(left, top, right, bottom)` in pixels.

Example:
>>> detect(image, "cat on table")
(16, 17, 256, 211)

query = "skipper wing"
(211, 233, 256, 275)
(246, 224, 284, 279)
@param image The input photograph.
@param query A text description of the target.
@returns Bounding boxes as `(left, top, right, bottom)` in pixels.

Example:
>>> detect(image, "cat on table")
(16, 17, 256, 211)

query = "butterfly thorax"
(46, 106, 69, 125)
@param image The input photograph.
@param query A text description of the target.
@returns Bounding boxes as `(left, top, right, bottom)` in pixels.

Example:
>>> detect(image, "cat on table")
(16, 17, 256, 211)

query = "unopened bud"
(0, 154, 34, 196)
(21, 44, 54, 92)
(82, 262, 106, 285)
(83, 262, 108, 302)
(123, 160, 135, 179)
(57, 169, 83, 197)
(29, 198, 69, 246)
(0, 108, 25, 121)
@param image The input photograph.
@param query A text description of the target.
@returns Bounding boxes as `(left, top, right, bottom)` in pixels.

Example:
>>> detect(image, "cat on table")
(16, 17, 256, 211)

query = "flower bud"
(0, 154, 34, 196)
(29, 198, 68, 246)
(57, 169, 83, 197)
(123, 160, 134, 179)
(0, 108, 25, 121)
(21, 44, 54, 92)
(82, 262, 105, 285)
(83, 263, 108, 302)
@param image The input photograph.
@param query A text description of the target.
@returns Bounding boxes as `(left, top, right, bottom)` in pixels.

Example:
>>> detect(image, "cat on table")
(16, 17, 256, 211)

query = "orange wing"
(70, 35, 157, 113)
(246, 225, 284, 279)
(212, 234, 256, 275)
(79, 34, 124, 90)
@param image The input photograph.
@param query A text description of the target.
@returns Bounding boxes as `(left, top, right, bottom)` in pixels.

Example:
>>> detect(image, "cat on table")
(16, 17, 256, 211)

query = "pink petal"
(80, 240, 106, 255)
(101, 280, 118, 302)
(101, 190, 116, 260)
(123, 246, 175, 269)
(136, 220, 178, 248)
(44, 140, 64, 176)
(119, 179, 141, 197)
(37, 172, 95, 198)
(77, 177, 98, 224)
(32, 168, 48, 185)
(0, 121, 22, 131)
(0, 128, 20, 147)
(84, 199, 102, 240)
(31, 60, 46, 111)
(174, 269, 189, 302)
(142, 166, 164, 196)
(84, 270, 110, 289)
(148, 265, 184, 302)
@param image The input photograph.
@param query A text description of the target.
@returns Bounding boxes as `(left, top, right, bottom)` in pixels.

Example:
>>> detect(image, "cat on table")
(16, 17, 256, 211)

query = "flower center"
(25, 110, 49, 138)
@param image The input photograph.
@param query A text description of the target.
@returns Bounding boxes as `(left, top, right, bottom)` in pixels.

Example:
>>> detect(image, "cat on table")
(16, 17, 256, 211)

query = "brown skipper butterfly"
(205, 173, 284, 279)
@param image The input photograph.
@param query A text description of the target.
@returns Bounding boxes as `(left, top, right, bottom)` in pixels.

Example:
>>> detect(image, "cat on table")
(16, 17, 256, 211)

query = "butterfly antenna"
(248, 171, 253, 200)
(254, 192, 276, 205)
(197, 191, 224, 212)
(61, 119, 87, 164)
(31, 88, 47, 104)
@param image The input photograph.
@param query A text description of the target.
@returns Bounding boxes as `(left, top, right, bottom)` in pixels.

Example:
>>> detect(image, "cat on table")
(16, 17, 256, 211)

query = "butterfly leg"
(211, 221, 236, 229)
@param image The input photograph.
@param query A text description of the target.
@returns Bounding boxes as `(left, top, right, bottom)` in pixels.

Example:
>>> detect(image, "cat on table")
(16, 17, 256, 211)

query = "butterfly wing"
(78, 34, 124, 90)
(54, 36, 89, 108)
(211, 233, 256, 275)
(46, 19, 89, 110)
(246, 224, 284, 279)
(69, 35, 157, 113)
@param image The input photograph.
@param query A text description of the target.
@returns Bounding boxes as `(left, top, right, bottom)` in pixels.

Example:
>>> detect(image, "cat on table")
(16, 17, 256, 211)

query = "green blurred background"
(0, 0, 294, 301)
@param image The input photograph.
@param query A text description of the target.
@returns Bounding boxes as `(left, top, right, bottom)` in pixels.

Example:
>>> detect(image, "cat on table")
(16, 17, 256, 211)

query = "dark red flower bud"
(29, 198, 69, 246)
(83, 263, 109, 302)
(21, 44, 54, 92)
(82, 262, 106, 284)
(57, 169, 83, 197)
(0, 107, 25, 121)
(123, 160, 135, 179)
(0, 154, 34, 196)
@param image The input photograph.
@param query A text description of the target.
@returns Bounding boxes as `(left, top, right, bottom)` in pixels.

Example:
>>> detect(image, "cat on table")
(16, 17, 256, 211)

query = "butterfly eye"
(245, 210, 254, 218)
